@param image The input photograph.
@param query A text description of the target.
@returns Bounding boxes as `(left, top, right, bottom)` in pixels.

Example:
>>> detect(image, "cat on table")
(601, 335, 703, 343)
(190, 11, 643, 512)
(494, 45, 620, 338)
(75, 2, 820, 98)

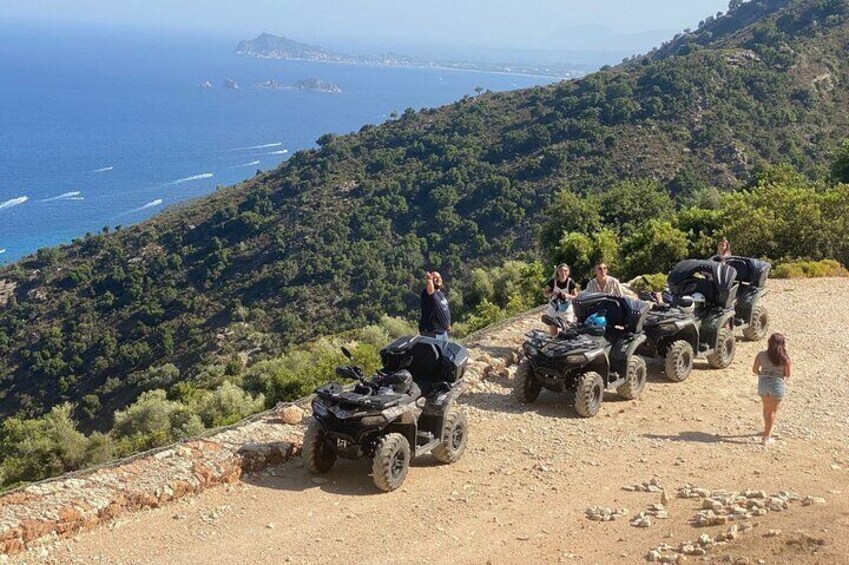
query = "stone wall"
(0, 313, 533, 556)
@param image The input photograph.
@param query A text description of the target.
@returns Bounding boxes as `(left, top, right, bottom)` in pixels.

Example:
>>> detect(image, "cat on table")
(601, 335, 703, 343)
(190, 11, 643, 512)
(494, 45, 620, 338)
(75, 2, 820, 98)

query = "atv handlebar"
(335, 365, 364, 381)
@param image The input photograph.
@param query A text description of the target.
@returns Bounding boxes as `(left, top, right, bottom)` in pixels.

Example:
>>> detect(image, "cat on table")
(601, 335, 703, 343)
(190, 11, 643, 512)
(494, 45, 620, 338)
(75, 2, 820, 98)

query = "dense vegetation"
(3, 0, 849, 487)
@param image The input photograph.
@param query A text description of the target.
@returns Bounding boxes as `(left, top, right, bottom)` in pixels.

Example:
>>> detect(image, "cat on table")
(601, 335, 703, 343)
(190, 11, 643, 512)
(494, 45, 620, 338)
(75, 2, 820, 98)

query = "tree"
(598, 180, 674, 235)
(539, 188, 602, 257)
(551, 229, 620, 282)
(830, 138, 849, 184)
(621, 220, 689, 277)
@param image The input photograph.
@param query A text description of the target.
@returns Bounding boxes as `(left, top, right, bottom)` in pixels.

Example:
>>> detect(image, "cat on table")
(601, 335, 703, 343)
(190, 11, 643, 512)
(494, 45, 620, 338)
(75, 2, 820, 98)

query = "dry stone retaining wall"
(0, 313, 533, 556)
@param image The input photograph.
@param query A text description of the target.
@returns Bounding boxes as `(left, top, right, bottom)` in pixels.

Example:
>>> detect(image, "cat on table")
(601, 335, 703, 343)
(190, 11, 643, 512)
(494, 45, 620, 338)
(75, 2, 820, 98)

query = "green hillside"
(2, 0, 849, 434)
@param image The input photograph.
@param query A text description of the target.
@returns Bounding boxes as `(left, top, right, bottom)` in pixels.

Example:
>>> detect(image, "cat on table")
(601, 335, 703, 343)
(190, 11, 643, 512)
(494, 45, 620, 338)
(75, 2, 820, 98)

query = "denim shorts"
(758, 376, 785, 399)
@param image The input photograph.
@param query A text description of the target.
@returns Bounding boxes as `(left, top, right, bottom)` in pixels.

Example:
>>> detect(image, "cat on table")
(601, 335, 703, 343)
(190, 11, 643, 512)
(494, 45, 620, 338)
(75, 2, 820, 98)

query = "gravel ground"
(10, 278, 849, 565)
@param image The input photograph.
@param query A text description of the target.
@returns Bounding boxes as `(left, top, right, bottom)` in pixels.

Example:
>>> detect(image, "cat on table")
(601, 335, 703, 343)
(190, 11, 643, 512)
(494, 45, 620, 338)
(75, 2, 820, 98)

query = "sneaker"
(762, 437, 775, 447)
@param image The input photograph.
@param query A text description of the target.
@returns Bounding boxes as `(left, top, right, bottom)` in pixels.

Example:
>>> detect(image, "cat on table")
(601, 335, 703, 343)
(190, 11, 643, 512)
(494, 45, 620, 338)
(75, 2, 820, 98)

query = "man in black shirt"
(419, 271, 452, 341)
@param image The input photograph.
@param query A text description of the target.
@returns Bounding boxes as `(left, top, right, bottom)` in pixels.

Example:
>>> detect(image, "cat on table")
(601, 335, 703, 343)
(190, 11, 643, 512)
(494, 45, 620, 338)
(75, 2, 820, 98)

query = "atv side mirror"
(341, 346, 353, 360)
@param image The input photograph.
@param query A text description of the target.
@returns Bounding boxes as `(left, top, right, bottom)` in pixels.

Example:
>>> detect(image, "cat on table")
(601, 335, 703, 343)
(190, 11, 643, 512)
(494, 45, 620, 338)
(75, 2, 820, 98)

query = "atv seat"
(573, 292, 651, 334)
(714, 256, 771, 288)
(668, 259, 739, 309)
(380, 369, 420, 398)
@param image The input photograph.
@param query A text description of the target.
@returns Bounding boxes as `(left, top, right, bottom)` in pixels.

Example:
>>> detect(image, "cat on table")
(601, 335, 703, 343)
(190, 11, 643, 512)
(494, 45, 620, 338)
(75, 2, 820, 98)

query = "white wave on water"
(0, 249, 6, 255)
(164, 173, 214, 186)
(121, 199, 163, 216)
(91, 166, 114, 173)
(41, 191, 82, 202)
(229, 160, 261, 169)
(0, 196, 28, 211)
(262, 150, 289, 156)
(221, 142, 282, 152)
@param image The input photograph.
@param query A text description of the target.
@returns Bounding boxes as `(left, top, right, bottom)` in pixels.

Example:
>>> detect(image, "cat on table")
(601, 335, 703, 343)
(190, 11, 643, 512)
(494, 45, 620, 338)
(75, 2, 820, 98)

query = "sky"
(1, 0, 731, 51)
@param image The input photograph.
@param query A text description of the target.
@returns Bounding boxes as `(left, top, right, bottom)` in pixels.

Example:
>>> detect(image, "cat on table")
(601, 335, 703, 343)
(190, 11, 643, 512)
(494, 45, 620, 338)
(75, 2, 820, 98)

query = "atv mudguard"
(417, 383, 463, 439)
(651, 321, 699, 357)
(735, 286, 767, 325)
(574, 347, 610, 386)
(609, 334, 646, 384)
(699, 308, 736, 350)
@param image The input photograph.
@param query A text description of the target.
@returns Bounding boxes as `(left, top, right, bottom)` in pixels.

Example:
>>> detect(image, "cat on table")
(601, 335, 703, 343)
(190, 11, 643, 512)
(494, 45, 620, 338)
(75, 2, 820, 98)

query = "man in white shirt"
(585, 263, 623, 297)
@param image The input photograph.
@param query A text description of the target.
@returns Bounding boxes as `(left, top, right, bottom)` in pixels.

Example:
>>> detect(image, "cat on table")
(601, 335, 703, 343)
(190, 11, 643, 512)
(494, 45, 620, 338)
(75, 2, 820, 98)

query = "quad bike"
(303, 336, 469, 492)
(514, 292, 651, 418)
(638, 259, 739, 382)
(713, 255, 772, 341)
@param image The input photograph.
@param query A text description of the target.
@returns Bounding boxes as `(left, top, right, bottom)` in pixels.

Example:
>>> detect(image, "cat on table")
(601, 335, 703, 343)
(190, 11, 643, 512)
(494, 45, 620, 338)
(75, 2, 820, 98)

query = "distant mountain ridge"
(236, 32, 341, 61)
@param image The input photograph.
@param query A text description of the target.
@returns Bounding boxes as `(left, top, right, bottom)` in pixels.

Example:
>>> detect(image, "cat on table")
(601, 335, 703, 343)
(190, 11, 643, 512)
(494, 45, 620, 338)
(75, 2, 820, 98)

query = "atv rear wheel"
(303, 420, 336, 474)
(664, 340, 694, 382)
(617, 356, 647, 400)
(574, 371, 604, 418)
(743, 304, 769, 341)
(513, 359, 541, 404)
(432, 407, 468, 464)
(707, 326, 736, 369)
(371, 433, 411, 492)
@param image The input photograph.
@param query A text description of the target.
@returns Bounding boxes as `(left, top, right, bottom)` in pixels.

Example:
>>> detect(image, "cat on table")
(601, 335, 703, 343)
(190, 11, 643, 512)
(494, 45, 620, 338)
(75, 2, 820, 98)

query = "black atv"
(514, 292, 651, 418)
(638, 259, 739, 382)
(303, 336, 469, 492)
(714, 256, 772, 341)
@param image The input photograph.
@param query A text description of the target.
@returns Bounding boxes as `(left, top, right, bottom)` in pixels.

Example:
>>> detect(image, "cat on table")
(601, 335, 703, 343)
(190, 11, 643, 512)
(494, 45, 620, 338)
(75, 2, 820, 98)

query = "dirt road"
(16, 279, 849, 564)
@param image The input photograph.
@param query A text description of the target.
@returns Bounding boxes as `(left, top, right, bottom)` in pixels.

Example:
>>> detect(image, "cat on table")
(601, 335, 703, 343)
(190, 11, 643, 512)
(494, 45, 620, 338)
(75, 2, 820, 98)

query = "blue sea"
(0, 25, 556, 263)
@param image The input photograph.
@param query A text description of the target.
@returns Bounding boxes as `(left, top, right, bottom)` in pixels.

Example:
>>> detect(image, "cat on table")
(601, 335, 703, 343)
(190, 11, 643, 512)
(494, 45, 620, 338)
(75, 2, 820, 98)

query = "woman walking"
(752, 333, 792, 446)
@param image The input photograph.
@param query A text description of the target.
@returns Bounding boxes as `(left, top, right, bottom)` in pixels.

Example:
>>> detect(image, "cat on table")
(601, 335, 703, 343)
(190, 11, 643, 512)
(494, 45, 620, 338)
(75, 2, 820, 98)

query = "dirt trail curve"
(12, 279, 849, 565)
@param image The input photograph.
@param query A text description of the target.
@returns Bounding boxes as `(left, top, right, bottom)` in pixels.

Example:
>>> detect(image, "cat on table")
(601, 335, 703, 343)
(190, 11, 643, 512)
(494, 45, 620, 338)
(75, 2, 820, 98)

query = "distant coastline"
(236, 32, 582, 79)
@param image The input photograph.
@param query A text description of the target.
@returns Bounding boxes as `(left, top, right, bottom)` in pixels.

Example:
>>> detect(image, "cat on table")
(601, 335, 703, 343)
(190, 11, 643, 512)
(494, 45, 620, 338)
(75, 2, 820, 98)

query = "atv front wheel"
(743, 304, 769, 341)
(574, 371, 604, 418)
(617, 356, 647, 400)
(432, 407, 468, 464)
(664, 340, 694, 382)
(707, 326, 736, 369)
(303, 420, 336, 474)
(512, 359, 541, 404)
(372, 433, 411, 492)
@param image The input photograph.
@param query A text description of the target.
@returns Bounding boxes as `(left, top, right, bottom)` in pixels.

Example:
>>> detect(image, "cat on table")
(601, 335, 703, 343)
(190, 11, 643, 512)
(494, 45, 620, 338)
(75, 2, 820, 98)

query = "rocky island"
(254, 78, 342, 93)
(292, 79, 342, 93)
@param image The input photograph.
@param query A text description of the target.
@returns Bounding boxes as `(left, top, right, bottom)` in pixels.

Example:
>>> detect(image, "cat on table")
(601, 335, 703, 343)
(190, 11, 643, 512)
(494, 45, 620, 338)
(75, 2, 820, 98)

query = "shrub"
(111, 390, 204, 454)
(627, 273, 669, 293)
(194, 383, 264, 427)
(378, 315, 416, 339)
(772, 259, 849, 278)
(354, 324, 391, 348)
(0, 404, 94, 487)
(452, 299, 506, 338)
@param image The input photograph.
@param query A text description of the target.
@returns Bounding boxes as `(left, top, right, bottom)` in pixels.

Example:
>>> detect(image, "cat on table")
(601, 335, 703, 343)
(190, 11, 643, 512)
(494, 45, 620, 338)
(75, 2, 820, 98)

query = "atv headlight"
(361, 415, 386, 426)
(566, 354, 588, 364)
(312, 401, 328, 416)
